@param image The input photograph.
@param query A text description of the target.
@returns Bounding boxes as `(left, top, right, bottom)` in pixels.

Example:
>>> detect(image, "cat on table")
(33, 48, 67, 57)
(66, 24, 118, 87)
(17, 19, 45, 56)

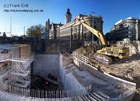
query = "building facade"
(106, 17, 140, 42)
(59, 13, 103, 42)
(45, 19, 63, 39)
(45, 9, 103, 43)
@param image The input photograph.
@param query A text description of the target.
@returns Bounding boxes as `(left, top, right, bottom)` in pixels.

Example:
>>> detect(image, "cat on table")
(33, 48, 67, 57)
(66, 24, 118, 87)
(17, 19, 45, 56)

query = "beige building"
(59, 13, 103, 42)
(46, 9, 103, 42)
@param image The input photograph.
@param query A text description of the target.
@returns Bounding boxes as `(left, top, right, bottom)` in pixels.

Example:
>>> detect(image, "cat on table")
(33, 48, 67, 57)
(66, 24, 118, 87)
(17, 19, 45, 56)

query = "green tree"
(26, 24, 45, 38)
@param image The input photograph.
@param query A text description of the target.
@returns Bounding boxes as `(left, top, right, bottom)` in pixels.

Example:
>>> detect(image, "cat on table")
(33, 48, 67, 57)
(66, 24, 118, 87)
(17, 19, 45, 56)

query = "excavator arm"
(81, 22, 106, 46)
(72, 20, 106, 46)
(72, 19, 129, 65)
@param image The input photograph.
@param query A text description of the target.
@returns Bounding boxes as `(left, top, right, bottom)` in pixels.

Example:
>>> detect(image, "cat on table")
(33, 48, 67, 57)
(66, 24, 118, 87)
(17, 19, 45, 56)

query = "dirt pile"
(73, 46, 140, 101)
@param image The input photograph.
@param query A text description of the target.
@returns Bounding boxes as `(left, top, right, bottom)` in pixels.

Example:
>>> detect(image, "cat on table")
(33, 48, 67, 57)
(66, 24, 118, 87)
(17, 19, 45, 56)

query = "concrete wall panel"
(33, 54, 59, 79)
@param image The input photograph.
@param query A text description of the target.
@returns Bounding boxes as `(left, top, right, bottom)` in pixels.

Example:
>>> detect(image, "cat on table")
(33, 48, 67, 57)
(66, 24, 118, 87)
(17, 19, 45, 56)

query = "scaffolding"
(0, 44, 34, 89)
(0, 51, 11, 62)
(7, 55, 33, 88)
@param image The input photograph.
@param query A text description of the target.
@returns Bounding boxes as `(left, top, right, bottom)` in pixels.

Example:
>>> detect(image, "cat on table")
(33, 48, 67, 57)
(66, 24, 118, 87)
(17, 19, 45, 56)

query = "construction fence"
(0, 84, 92, 98)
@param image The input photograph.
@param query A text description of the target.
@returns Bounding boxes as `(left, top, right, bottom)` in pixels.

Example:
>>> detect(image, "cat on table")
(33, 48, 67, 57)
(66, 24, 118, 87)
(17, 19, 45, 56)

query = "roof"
(115, 17, 139, 25)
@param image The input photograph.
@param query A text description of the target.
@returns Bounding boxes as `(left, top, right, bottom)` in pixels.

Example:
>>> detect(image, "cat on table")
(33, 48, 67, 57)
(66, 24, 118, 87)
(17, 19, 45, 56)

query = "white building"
(106, 17, 140, 42)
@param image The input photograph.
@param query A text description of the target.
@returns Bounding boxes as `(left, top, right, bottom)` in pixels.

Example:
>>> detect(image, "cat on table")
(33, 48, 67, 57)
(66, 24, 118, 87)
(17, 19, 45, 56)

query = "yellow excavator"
(72, 19, 129, 64)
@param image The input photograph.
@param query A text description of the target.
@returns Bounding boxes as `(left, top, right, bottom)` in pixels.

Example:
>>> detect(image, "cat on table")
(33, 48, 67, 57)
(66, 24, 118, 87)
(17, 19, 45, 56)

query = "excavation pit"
(32, 54, 92, 98)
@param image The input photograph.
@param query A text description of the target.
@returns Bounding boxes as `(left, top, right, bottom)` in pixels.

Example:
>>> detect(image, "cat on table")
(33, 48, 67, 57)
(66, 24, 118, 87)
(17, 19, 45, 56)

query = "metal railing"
(72, 52, 89, 64)
(0, 84, 92, 98)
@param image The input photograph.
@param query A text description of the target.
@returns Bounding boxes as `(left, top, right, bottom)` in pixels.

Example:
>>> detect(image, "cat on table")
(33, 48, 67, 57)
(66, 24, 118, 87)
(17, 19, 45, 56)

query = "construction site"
(0, 43, 137, 101)
(0, 9, 140, 101)
(0, 23, 140, 101)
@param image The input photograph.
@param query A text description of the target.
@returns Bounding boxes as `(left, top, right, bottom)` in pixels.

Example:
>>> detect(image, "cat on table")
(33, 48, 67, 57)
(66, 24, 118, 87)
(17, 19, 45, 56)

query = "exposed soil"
(109, 54, 140, 101)
(73, 47, 140, 101)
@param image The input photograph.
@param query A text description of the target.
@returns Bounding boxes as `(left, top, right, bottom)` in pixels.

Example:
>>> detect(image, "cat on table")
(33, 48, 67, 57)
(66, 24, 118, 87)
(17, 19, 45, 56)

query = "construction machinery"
(72, 19, 129, 64)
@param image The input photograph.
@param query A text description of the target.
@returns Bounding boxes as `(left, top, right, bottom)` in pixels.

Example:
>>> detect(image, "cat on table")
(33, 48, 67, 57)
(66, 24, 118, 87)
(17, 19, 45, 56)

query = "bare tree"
(26, 24, 45, 38)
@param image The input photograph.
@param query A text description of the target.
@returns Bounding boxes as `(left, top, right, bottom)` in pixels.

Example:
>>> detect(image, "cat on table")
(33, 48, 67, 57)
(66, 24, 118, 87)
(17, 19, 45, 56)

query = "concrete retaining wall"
(33, 54, 59, 79)
(72, 55, 136, 101)
(73, 58, 136, 90)
(59, 54, 88, 96)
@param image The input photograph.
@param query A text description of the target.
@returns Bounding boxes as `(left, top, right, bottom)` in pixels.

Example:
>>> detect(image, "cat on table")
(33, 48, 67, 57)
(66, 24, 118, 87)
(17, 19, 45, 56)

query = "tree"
(26, 24, 45, 38)
(3, 32, 7, 38)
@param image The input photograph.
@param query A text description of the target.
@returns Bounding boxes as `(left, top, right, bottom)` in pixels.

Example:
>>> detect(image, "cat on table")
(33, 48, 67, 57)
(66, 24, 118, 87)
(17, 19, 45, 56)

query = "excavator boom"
(81, 22, 106, 46)
(72, 19, 129, 64)
(72, 20, 106, 46)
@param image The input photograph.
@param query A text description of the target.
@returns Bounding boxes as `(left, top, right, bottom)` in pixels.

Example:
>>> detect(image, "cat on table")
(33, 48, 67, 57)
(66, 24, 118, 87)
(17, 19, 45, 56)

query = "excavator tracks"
(94, 53, 113, 65)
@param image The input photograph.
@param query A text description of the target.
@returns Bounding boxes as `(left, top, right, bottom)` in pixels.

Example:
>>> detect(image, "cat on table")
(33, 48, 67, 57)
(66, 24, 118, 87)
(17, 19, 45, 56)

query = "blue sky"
(0, 0, 140, 36)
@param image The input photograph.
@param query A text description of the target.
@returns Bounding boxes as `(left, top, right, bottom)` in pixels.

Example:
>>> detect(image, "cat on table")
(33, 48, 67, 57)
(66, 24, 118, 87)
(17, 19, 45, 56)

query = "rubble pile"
(73, 41, 140, 100)
(117, 39, 140, 56)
